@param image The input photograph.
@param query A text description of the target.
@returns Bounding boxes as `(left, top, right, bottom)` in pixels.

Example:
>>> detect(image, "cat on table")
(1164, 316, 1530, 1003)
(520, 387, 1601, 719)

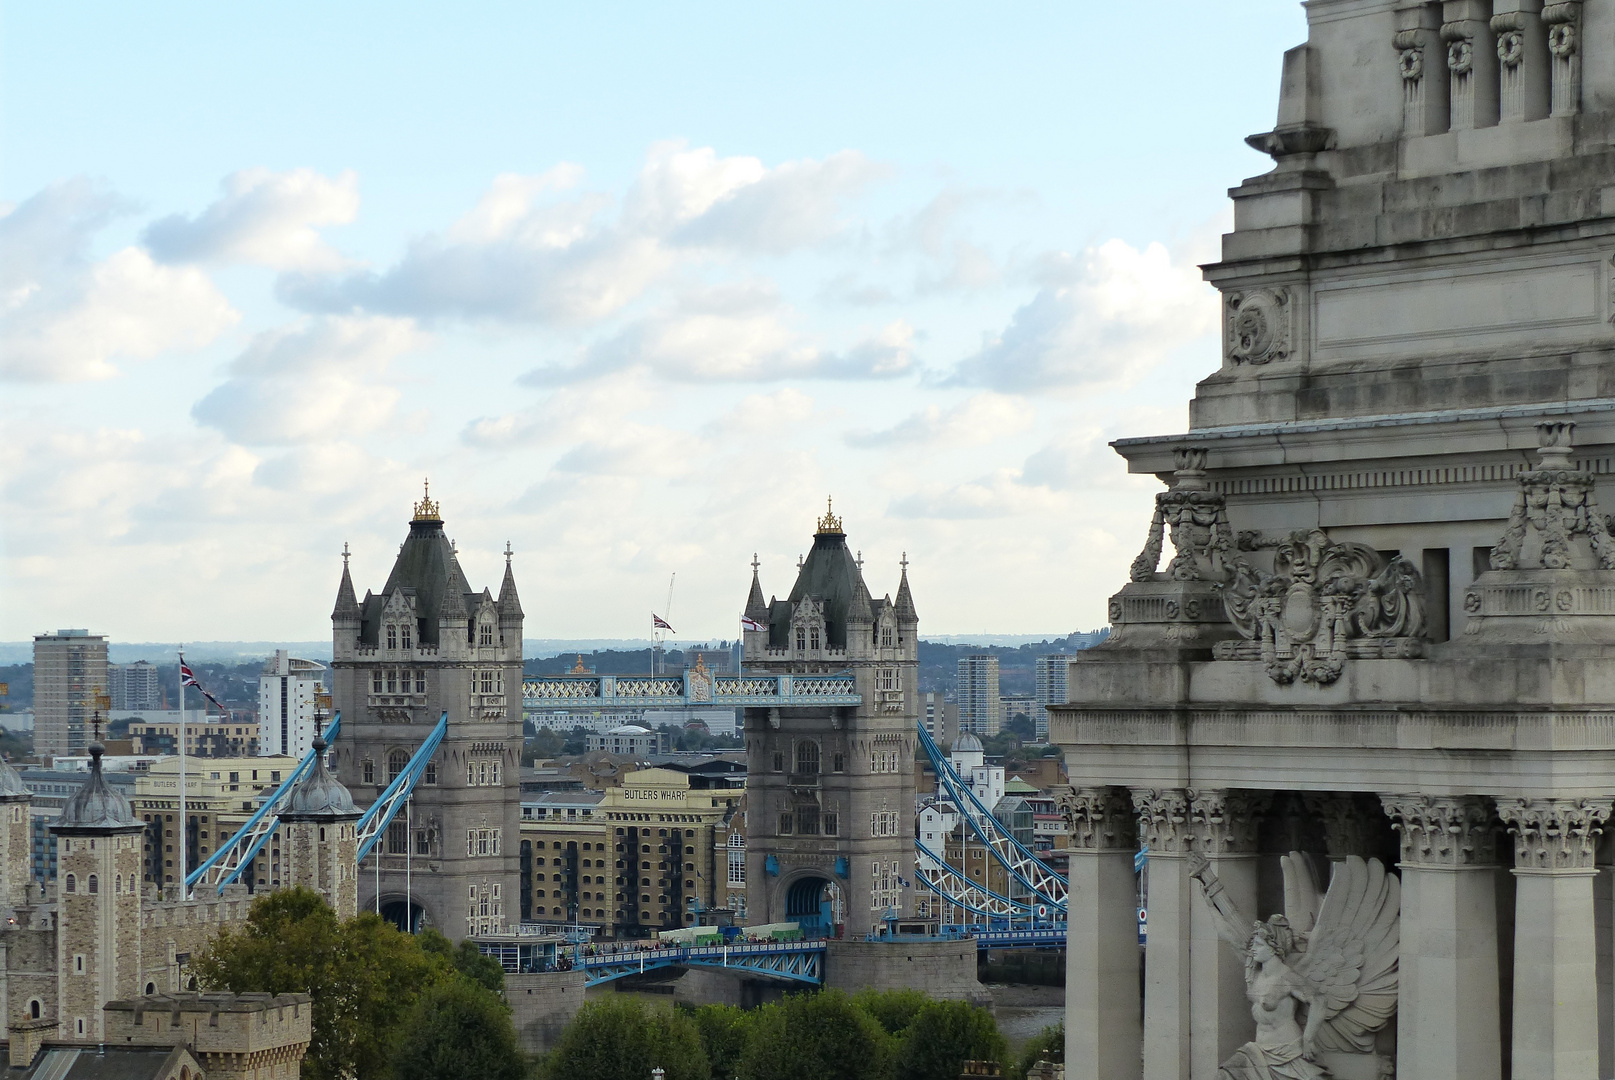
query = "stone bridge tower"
(330, 485, 523, 938)
(741, 503, 919, 937)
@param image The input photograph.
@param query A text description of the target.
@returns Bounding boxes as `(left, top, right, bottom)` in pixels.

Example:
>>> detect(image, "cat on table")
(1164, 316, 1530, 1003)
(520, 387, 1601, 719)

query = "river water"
(986, 984, 1065, 1056)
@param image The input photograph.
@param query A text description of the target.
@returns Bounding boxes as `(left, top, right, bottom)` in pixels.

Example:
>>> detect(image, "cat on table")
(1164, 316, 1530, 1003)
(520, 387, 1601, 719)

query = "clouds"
(191, 315, 424, 446)
(948, 239, 1217, 392)
(0, 180, 237, 382)
(845, 392, 1033, 449)
(279, 142, 881, 328)
(143, 168, 360, 270)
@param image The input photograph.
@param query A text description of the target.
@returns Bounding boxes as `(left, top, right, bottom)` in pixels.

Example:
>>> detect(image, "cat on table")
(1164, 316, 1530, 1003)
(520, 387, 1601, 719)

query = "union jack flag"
(179, 660, 228, 716)
(653, 614, 674, 631)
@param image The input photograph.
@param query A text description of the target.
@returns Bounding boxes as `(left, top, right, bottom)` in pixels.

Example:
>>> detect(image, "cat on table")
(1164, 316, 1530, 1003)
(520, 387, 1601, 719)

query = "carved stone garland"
(1214, 529, 1428, 686)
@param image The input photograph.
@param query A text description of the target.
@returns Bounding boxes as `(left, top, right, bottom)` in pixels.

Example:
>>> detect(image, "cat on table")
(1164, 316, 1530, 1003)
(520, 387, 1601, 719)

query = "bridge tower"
(742, 502, 919, 937)
(329, 484, 524, 938)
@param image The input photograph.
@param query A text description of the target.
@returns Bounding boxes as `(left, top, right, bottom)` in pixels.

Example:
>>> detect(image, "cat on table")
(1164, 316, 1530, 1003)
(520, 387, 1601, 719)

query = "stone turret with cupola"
(740, 501, 920, 937)
(329, 482, 523, 939)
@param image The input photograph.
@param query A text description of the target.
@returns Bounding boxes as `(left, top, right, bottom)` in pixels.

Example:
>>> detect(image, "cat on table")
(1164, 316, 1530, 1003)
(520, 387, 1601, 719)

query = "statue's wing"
(1290, 855, 1401, 1054)
(1280, 851, 1321, 933)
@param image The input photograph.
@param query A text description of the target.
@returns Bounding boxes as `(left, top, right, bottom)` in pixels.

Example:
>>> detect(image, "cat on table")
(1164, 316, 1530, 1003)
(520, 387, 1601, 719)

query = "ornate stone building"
(329, 486, 524, 937)
(741, 504, 919, 937)
(1054, 4, 1615, 1080)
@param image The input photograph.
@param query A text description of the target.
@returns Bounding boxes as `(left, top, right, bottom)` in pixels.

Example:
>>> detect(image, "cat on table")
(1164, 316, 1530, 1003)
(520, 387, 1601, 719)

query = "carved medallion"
(1225, 288, 1291, 366)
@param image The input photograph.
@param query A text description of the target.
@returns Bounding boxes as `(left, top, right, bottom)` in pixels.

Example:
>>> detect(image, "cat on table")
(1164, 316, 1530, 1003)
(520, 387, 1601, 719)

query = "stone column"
(1396, 1, 1450, 136)
(1382, 794, 1503, 1080)
(1444, 0, 1501, 130)
(1188, 790, 1265, 1080)
(1492, 1, 1550, 123)
(1133, 788, 1193, 1080)
(1542, 1, 1581, 117)
(1500, 797, 1612, 1080)
(1062, 788, 1142, 1080)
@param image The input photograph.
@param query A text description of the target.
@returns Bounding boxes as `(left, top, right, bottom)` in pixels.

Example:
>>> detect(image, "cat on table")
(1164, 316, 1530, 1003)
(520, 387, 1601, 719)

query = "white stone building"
(1054, 5, 1615, 1080)
(955, 654, 1000, 736)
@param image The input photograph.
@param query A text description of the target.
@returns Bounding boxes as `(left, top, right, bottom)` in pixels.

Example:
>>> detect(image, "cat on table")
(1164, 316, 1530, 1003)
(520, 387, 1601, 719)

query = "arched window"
(388, 750, 408, 783)
(424, 761, 437, 785)
(64, 874, 76, 894)
(881, 624, 894, 647)
(145, 982, 155, 996)
(29, 1000, 40, 1019)
(795, 627, 806, 651)
(809, 625, 821, 650)
(479, 622, 494, 647)
(401, 625, 412, 650)
(387, 625, 397, 650)
(795, 741, 820, 775)
(362, 759, 375, 785)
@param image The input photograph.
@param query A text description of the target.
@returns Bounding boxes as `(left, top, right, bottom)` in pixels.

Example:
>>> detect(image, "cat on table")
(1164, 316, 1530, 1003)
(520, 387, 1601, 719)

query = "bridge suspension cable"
(186, 712, 344, 895)
(914, 720, 1068, 915)
(356, 711, 449, 862)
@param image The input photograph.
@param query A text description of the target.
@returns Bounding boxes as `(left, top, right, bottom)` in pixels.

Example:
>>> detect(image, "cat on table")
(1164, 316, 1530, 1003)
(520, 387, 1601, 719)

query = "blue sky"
(2, 2, 1308, 643)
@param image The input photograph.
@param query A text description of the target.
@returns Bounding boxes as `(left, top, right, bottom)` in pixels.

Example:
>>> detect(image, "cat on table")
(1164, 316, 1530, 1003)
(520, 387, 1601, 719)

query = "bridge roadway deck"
(522, 672, 861, 710)
(574, 925, 1066, 986)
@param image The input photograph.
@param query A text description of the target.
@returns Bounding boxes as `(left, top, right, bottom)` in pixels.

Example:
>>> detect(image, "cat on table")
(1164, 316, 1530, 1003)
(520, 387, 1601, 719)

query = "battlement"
(140, 883, 251, 931)
(104, 991, 311, 1069)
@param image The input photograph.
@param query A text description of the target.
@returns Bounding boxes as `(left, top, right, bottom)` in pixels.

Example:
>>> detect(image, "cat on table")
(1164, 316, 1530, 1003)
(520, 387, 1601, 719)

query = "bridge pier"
(823, 939, 991, 1005)
(506, 969, 586, 1053)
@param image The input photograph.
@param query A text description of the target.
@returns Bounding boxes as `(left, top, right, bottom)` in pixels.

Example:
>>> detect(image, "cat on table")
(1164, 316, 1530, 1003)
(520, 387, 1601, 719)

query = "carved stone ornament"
(1130, 447, 1235, 583)
(1225, 288, 1292, 366)
(1543, 2, 1581, 54)
(1381, 794, 1497, 867)
(1491, 14, 1526, 67)
(1059, 787, 1137, 852)
(1501, 797, 1613, 870)
(1303, 793, 1380, 860)
(1214, 529, 1428, 686)
(1490, 422, 1615, 571)
(1132, 788, 1193, 854)
(1189, 789, 1270, 855)
(1398, 46, 1424, 80)
(1446, 35, 1474, 75)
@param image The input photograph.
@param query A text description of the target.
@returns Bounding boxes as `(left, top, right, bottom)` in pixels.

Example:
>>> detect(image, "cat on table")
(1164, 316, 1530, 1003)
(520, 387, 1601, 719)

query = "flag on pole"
(740, 615, 766, 633)
(653, 614, 674, 631)
(179, 661, 228, 716)
(1134, 846, 1149, 873)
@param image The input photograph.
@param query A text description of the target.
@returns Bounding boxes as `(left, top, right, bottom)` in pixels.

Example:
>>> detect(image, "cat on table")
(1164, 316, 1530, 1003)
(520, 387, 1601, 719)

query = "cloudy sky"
(2, 3, 1307, 645)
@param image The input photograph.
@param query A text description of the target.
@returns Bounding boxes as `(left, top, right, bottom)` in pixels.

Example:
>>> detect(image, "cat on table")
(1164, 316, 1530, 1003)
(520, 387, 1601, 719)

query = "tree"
(394, 977, 525, 1080)
(893, 1000, 1007, 1080)
(691, 1003, 752, 1080)
(1013, 1023, 1064, 1080)
(850, 988, 929, 1036)
(193, 888, 453, 1080)
(419, 928, 506, 992)
(548, 997, 709, 1080)
(739, 991, 892, 1080)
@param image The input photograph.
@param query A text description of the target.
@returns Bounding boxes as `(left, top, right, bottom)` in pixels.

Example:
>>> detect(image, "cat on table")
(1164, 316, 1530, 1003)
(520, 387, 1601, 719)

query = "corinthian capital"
(1381, 794, 1497, 867)
(1189, 789, 1269, 854)
(1058, 787, 1137, 852)
(1131, 788, 1193, 854)
(1500, 797, 1613, 870)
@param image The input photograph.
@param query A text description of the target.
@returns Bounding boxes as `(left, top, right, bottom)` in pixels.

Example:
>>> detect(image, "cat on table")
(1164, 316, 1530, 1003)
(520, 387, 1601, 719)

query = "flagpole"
(177, 646, 188, 897)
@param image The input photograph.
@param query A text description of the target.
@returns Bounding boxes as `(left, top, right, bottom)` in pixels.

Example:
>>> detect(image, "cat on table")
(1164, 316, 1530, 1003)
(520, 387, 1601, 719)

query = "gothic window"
(387, 822, 407, 855)
(877, 668, 899, 692)
(87, 875, 98, 894)
(823, 813, 839, 836)
(415, 670, 426, 693)
(491, 761, 501, 785)
(424, 761, 437, 785)
(772, 752, 784, 772)
(778, 812, 793, 835)
(478, 670, 495, 694)
(388, 750, 408, 782)
(795, 628, 806, 651)
(881, 624, 894, 648)
(795, 741, 820, 775)
(371, 672, 383, 694)
(28, 1000, 39, 1020)
(799, 807, 820, 835)
(833, 753, 845, 773)
(362, 759, 375, 785)
(386, 670, 397, 694)
(416, 831, 430, 855)
(65, 874, 75, 893)
(387, 625, 397, 650)
(479, 622, 494, 647)
(401, 625, 412, 650)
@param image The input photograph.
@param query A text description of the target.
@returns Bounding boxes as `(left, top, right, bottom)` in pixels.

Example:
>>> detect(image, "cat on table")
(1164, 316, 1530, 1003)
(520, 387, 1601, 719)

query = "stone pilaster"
(1396, 1, 1450, 136)
(1492, 1, 1549, 124)
(1133, 788, 1193, 1080)
(1061, 788, 1141, 1080)
(1382, 794, 1502, 1080)
(1542, 1, 1581, 117)
(1500, 797, 1611, 1080)
(1188, 791, 1266, 1080)
(1443, 0, 1501, 131)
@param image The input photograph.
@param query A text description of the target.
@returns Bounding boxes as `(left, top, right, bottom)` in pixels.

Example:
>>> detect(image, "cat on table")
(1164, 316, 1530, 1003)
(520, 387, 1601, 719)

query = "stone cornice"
(1381, 794, 1498, 866)
(1500, 796, 1613, 869)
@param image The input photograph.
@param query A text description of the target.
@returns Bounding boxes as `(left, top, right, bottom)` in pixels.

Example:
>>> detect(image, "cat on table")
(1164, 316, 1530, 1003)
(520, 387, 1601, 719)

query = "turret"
(497, 542, 524, 646)
(0, 757, 30, 913)
(280, 723, 361, 918)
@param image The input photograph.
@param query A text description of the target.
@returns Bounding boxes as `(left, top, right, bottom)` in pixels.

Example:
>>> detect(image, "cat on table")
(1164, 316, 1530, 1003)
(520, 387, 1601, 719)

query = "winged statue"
(1186, 850, 1400, 1080)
